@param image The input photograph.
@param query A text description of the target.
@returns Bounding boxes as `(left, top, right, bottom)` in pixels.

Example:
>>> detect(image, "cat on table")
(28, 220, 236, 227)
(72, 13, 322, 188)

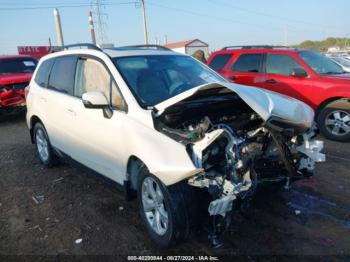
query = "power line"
(146, 1, 320, 37)
(206, 0, 341, 30)
(0, 1, 136, 10)
(0, 1, 91, 5)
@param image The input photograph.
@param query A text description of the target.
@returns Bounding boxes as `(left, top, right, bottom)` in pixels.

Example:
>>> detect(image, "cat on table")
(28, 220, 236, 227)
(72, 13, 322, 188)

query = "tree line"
(293, 37, 350, 51)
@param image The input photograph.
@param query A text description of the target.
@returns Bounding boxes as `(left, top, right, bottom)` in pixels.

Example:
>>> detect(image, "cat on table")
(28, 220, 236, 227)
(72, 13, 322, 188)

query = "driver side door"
(68, 56, 128, 183)
(262, 53, 314, 105)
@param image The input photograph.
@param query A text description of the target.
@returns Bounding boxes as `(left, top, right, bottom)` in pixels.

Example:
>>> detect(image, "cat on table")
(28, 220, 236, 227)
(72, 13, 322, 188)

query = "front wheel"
(137, 168, 198, 247)
(317, 100, 350, 142)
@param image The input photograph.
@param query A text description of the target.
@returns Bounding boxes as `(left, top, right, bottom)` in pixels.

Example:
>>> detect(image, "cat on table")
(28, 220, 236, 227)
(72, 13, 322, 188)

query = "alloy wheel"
(36, 128, 49, 162)
(141, 177, 168, 236)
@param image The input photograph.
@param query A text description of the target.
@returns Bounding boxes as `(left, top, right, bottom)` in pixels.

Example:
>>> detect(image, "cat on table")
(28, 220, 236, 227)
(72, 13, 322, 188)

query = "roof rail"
(63, 43, 102, 51)
(112, 44, 171, 51)
(221, 45, 291, 50)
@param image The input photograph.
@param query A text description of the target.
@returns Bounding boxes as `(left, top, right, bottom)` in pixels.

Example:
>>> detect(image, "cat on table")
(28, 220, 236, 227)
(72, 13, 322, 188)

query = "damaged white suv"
(26, 44, 325, 247)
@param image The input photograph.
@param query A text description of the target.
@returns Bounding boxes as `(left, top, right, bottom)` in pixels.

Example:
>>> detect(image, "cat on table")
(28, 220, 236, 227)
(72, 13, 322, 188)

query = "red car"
(0, 55, 37, 117)
(207, 46, 350, 141)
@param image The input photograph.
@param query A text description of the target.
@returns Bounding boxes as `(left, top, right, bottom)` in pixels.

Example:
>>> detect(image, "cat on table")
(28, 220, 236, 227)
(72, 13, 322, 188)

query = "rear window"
(208, 54, 232, 71)
(34, 59, 54, 88)
(231, 53, 263, 73)
(48, 56, 77, 95)
(0, 57, 37, 74)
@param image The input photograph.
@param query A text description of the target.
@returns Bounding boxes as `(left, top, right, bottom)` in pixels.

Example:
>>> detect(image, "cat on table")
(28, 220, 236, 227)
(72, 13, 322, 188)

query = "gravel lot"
(0, 116, 349, 260)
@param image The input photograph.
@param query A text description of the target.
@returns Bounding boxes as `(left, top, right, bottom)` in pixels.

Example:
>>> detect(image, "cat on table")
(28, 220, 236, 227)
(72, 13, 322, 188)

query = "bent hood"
(154, 82, 314, 129)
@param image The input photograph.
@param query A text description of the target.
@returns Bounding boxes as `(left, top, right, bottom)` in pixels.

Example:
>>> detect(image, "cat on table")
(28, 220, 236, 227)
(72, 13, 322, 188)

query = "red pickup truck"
(208, 46, 350, 141)
(0, 55, 37, 117)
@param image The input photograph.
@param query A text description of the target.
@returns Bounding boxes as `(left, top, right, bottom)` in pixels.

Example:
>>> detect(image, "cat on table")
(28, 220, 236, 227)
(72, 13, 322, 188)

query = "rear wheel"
(33, 122, 58, 166)
(318, 100, 350, 141)
(137, 167, 197, 247)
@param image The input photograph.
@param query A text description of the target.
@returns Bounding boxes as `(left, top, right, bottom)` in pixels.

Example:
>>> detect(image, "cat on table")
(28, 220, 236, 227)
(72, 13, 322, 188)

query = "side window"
(74, 58, 126, 110)
(231, 54, 263, 73)
(266, 54, 304, 76)
(34, 59, 54, 88)
(48, 56, 76, 95)
(208, 54, 232, 71)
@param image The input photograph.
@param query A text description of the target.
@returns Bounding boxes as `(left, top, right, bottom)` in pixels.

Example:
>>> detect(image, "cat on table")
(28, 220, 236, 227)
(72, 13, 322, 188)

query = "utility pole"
(53, 8, 64, 46)
(89, 10, 97, 45)
(141, 0, 149, 45)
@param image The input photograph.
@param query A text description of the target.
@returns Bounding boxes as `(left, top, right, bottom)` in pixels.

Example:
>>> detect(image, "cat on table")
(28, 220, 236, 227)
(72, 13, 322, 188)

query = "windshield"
(299, 51, 344, 74)
(113, 55, 225, 106)
(0, 58, 37, 74)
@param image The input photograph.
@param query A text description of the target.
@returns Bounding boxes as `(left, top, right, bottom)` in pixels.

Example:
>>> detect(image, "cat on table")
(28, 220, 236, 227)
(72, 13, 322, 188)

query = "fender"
(316, 86, 350, 110)
(121, 115, 200, 186)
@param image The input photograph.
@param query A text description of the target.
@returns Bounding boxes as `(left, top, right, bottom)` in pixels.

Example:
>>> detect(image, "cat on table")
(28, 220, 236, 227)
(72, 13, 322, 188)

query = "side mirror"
(82, 91, 109, 109)
(290, 68, 308, 78)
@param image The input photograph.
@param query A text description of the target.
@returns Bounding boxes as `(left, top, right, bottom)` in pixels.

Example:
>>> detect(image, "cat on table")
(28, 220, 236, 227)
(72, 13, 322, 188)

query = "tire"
(137, 167, 198, 247)
(33, 122, 58, 167)
(317, 99, 350, 142)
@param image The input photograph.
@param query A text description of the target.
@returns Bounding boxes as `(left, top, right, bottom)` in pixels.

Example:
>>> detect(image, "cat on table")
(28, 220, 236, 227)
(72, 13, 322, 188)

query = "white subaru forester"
(26, 44, 324, 247)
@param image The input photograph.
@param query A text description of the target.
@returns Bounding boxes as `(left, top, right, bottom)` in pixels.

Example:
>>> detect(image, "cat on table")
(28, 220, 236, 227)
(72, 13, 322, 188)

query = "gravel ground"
(0, 116, 349, 261)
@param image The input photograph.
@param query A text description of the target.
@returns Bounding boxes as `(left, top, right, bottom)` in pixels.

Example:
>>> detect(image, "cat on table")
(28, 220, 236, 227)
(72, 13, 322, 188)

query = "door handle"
(66, 108, 76, 116)
(39, 97, 47, 102)
(229, 76, 236, 81)
(265, 79, 277, 84)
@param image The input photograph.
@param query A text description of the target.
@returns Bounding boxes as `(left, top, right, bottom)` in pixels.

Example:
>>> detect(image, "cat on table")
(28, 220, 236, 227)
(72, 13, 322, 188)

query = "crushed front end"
(186, 117, 324, 210)
(153, 83, 325, 247)
(184, 117, 324, 246)
(0, 83, 27, 117)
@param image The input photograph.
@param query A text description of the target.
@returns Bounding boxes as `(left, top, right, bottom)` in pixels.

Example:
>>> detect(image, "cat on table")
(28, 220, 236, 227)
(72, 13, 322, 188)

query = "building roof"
(165, 39, 208, 49)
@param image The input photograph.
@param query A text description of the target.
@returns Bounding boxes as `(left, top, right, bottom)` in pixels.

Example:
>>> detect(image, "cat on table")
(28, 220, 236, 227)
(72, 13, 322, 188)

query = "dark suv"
(207, 46, 350, 141)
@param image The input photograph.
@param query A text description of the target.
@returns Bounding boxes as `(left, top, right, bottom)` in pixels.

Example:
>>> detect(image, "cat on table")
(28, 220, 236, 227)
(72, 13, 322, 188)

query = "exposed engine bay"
(153, 88, 325, 247)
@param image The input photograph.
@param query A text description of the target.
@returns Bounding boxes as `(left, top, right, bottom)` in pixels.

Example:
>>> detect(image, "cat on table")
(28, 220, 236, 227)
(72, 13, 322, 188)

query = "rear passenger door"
(229, 53, 266, 88)
(45, 55, 79, 154)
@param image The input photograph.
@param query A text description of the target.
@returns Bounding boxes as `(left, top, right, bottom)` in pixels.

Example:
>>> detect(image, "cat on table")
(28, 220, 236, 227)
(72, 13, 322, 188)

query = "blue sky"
(0, 0, 349, 54)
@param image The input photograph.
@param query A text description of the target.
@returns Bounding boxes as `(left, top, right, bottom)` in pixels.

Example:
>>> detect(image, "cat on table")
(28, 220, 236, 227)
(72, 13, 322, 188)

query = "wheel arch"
(315, 97, 348, 119)
(29, 115, 43, 144)
(126, 155, 148, 191)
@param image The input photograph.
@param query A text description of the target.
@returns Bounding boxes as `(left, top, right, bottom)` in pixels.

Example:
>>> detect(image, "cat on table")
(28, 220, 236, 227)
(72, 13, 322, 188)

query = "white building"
(165, 39, 209, 55)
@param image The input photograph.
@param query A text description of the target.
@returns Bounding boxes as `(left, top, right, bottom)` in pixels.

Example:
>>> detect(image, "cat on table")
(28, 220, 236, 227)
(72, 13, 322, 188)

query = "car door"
(227, 53, 266, 88)
(44, 55, 79, 154)
(31, 58, 55, 130)
(262, 53, 314, 104)
(67, 56, 128, 183)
